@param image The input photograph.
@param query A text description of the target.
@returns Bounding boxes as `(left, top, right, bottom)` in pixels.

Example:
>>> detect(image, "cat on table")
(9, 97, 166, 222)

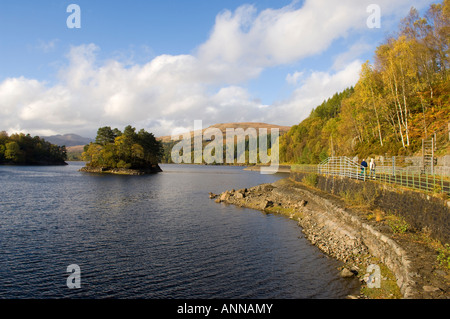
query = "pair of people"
(361, 158, 376, 179)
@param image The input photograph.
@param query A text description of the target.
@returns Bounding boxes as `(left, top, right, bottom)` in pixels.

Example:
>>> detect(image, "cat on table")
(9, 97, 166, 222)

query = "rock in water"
(340, 268, 355, 278)
(235, 192, 244, 199)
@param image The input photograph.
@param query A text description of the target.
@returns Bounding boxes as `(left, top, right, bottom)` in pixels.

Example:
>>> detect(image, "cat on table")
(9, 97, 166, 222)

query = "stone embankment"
(243, 165, 291, 173)
(210, 178, 449, 299)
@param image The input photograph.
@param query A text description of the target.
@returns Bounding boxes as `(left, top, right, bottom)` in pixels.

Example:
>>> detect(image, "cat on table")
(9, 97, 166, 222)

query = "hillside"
(40, 134, 93, 147)
(281, 0, 450, 164)
(159, 122, 291, 164)
(157, 122, 290, 143)
(39, 134, 93, 161)
(66, 145, 85, 161)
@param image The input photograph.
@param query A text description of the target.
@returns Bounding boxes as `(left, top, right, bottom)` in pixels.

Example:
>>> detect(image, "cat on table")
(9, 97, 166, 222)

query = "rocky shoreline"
(210, 177, 449, 299)
(79, 165, 162, 175)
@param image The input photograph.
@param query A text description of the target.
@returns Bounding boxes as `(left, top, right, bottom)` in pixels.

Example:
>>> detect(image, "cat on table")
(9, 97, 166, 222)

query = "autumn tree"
(95, 126, 117, 146)
(83, 126, 162, 169)
(0, 132, 66, 164)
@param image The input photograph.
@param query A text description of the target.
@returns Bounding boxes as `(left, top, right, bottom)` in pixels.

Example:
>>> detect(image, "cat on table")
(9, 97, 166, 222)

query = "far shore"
(0, 161, 68, 166)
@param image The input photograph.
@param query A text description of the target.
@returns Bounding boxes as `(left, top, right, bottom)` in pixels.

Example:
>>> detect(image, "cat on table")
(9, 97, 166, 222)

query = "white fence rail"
(292, 156, 450, 195)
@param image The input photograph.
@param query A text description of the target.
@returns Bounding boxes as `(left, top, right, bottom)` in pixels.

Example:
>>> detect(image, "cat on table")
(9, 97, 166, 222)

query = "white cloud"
(0, 77, 44, 116)
(1, 42, 265, 137)
(269, 60, 362, 125)
(332, 42, 373, 70)
(196, 0, 423, 70)
(286, 71, 304, 86)
(36, 39, 59, 53)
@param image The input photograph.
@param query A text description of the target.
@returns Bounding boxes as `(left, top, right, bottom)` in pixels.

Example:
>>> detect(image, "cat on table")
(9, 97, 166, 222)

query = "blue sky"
(0, 0, 436, 137)
(1, 1, 295, 81)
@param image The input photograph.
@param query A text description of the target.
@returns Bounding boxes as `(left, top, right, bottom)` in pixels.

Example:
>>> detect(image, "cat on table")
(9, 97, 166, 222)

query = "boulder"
(235, 192, 244, 199)
(340, 268, 355, 278)
(262, 200, 274, 210)
(220, 192, 230, 202)
(423, 286, 440, 293)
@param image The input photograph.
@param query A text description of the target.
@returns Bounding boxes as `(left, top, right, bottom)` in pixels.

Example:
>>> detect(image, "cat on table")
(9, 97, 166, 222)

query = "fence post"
(420, 173, 423, 193)
(434, 172, 436, 192)
(392, 156, 396, 176)
(407, 170, 409, 189)
(327, 158, 330, 176)
(422, 139, 425, 174)
(431, 137, 435, 176)
(434, 132, 437, 151)
(346, 158, 349, 178)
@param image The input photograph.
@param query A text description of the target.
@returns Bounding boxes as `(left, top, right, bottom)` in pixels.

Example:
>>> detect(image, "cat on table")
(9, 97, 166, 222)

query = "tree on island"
(0, 131, 67, 165)
(82, 125, 162, 169)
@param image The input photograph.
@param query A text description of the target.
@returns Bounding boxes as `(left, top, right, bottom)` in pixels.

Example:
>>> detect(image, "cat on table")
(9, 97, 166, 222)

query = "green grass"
(360, 261, 402, 299)
(385, 214, 410, 234)
(302, 173, 318, 188)
(338, 185, 378, 208)
(437, 244, 450, 270)
(264, 206, 304, 220)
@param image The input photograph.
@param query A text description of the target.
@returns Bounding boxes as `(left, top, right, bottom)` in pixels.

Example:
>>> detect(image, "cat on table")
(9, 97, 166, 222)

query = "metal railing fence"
(291, 156, 450, 196)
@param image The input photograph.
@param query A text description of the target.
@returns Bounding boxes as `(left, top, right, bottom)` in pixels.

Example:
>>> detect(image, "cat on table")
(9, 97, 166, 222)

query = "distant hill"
(157, 122, 291, 163)
(40, 134, 93, 147)
(157, 122, 291, 143)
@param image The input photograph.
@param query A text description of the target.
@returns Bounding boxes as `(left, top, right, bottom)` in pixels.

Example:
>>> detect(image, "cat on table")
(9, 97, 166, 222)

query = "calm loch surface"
(0, 162, 359, 298)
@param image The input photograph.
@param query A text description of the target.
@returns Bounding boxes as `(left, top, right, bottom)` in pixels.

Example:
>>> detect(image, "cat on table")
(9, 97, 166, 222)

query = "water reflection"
(0, 163, 360, 298)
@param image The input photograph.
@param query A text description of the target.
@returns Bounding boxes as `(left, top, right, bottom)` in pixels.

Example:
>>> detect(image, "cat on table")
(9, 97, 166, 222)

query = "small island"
(0, 131, 67, 165)
(80, 125, 163, 175)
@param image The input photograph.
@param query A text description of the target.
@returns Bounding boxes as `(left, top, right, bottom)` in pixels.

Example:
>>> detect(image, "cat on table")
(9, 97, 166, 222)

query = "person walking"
(369, 158, 376, 179)
(360, 158, 368, 179)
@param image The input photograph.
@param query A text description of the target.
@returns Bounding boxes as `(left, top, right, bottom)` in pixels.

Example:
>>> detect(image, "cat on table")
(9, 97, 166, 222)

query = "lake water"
(0, 162, 360, 299)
